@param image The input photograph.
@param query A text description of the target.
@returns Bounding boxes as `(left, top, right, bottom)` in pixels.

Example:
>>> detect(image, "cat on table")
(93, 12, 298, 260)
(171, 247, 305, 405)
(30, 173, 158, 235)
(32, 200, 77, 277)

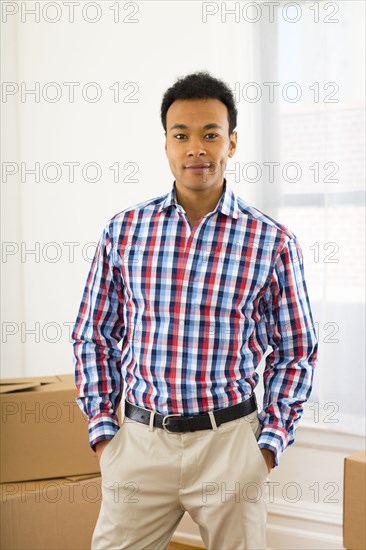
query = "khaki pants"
(92, 405, 269, 550)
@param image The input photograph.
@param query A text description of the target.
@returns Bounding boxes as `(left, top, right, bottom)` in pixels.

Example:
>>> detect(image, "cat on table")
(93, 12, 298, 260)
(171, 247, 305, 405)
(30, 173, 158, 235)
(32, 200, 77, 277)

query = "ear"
(228, 131, 237, 157)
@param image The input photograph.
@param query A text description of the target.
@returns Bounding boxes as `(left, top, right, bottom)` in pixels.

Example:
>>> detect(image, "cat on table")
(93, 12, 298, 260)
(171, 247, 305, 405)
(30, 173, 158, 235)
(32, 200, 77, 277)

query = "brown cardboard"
(0, 374, 111, 482)
(0, 382, 42, 394)
(0, 474, 101, 549)
(343, 450, 366, 550)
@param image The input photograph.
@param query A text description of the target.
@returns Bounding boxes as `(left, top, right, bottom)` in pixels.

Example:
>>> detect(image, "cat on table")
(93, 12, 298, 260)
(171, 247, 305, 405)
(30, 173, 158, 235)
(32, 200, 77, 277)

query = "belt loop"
(208, 411, 218, 431)
(148, 410, 156, 432)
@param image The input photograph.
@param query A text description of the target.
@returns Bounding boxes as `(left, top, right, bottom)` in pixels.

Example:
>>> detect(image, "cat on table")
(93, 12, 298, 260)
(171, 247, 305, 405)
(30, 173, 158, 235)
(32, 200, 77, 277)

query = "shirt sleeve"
(257, 236, 318, 466)
(72, 222, 126, 452)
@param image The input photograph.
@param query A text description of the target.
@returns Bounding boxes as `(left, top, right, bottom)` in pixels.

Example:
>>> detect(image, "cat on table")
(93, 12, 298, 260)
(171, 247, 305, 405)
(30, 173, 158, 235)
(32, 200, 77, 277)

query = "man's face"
(164, 98, 237, 193)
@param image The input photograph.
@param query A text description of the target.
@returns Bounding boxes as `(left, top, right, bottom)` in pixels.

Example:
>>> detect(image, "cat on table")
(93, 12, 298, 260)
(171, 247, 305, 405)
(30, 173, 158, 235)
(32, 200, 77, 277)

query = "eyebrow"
(168, 123, 223, 132)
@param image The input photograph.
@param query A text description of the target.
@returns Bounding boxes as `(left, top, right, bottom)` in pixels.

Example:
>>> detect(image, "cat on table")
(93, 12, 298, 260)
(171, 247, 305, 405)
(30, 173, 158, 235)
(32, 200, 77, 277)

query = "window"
(251, 0, 365, 433)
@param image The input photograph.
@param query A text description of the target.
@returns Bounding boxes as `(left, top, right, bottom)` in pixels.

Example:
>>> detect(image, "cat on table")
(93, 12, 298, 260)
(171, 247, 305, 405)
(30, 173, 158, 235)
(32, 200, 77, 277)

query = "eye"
(205, 133, 219, 139)
(173, 134, 187, 140)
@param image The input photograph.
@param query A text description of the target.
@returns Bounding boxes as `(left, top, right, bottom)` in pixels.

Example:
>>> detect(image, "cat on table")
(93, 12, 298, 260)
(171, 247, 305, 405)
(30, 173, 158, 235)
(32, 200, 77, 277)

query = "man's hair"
(161, 71, 237, 135)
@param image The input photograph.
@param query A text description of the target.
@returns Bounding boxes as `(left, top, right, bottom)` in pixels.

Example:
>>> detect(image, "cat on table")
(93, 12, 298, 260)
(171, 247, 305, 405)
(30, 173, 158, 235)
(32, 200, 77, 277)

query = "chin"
(184, 179, 213, 189)
(182, 172, 216, 184)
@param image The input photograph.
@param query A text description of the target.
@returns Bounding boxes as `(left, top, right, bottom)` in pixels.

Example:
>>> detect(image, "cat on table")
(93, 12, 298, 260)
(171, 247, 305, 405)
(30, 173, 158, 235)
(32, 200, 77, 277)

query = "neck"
(174, 179, 225, 219)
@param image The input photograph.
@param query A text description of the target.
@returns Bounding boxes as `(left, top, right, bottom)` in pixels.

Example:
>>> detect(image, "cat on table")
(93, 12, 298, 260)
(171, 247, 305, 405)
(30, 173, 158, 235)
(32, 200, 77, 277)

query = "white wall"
(1, 1, 257, 378)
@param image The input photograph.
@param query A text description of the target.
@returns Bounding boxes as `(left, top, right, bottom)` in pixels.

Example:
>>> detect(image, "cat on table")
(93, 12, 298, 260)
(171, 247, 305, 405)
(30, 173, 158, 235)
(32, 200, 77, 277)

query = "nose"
(186, 138, 207, 157)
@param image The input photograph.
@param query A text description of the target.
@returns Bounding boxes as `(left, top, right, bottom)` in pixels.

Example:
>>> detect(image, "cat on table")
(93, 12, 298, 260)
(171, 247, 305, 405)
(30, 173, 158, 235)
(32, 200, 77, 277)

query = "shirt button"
(179, 320, 184, 326)
(182, 280, 189, 287)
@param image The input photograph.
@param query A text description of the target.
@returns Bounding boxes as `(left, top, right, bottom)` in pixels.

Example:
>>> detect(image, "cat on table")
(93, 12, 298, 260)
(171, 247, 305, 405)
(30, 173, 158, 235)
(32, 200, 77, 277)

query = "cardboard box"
(0, 473, 101, 549)
(0, 374, 107, 483)
(343, 450, 366, 550)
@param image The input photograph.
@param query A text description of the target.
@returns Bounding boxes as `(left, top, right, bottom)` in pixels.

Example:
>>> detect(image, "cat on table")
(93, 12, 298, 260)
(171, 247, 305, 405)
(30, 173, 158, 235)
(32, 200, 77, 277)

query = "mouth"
(184, 163, 212, 173)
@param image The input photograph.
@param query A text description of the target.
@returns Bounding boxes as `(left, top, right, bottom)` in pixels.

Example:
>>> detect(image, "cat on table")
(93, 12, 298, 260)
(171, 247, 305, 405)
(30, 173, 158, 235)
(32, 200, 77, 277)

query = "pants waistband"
(124, 394, 257, 433)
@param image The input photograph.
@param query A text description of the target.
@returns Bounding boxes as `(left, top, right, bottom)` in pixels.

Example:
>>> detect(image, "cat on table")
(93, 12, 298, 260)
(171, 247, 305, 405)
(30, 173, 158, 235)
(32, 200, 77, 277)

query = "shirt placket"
(172, 209, 207, 409)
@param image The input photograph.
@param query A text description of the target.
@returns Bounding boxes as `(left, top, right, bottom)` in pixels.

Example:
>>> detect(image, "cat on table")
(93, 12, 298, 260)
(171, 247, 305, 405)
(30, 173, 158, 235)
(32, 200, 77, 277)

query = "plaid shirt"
(72, 179, 318, 465)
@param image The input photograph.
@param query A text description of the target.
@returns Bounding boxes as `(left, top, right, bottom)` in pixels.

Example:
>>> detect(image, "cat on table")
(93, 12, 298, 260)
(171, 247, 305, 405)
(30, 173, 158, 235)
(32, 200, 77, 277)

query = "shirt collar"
(158, 178, 240, 219)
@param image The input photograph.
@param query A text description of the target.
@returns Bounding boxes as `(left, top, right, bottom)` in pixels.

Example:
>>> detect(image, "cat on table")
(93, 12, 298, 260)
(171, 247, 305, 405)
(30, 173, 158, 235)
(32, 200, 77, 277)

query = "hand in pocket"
(95, 439, 112, 462)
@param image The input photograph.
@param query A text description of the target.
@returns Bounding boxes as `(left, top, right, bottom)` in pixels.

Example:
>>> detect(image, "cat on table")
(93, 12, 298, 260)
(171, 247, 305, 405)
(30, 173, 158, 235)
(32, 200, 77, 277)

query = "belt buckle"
(162, 413, 182, 433)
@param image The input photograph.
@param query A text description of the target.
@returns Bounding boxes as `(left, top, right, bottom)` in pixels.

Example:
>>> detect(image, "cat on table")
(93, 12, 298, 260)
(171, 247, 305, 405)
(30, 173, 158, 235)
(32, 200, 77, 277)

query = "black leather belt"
(124, 394, 257, 433)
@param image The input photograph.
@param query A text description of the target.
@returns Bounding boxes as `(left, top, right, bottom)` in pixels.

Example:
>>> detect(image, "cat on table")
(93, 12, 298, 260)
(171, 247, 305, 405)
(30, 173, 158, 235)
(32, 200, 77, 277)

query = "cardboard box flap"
(0, 382, 42, 394)
(0, 375, 74, 394)
(0, 474, 101, 500)
(346, 450, 366, 464)
(64, 473, 101, 482)
(0, 373, 99, 484)
(54, 374, 77, 389)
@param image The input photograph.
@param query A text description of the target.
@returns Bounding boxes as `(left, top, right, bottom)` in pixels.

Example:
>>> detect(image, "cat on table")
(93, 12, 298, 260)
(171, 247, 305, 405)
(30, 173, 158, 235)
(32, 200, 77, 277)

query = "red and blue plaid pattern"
(72, 179, 318, 465)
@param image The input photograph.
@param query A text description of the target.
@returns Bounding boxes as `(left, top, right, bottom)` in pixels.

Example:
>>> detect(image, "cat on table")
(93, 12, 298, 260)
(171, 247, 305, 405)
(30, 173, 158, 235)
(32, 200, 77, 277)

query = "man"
(72, 71, 318, 550)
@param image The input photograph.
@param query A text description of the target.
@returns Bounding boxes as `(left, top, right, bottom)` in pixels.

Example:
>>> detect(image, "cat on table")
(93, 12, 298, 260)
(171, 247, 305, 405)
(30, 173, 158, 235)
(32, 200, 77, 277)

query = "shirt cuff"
(257, 416, 289, 467)
(88, 412, 120, 452)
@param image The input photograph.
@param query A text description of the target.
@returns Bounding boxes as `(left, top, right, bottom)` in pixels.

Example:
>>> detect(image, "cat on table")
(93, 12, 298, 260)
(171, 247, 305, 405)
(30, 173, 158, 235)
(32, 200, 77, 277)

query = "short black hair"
(161, 71, 237, 136)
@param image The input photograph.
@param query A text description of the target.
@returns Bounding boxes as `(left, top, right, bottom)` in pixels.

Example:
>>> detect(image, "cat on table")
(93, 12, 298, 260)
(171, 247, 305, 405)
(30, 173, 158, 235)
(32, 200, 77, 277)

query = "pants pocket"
(246, 414, 269, 477)
(99, 426, 123, 469)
